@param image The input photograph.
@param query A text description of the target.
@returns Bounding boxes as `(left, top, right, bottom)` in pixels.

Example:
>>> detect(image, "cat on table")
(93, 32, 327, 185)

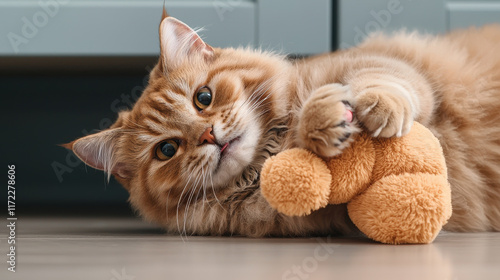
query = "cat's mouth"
(219, 136, 241, 156)
(209, 122, 259, 187)
(211, 135, 244, 182)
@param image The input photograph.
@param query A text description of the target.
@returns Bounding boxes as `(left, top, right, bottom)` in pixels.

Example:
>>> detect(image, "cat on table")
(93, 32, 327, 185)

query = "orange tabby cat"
(65, 14, 500, 236)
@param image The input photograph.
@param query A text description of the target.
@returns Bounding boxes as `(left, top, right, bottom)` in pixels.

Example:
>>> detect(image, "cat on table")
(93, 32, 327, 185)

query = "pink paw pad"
(345, 109, 353, 123)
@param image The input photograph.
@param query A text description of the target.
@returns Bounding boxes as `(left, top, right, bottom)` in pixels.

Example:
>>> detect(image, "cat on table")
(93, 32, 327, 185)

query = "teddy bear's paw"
(298, 84, 360, 158)
(355, 87, 414, 138)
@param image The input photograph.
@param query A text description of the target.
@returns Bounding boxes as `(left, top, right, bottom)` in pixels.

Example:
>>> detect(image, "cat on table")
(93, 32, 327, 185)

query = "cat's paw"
(355, 87, 414, 138)
(298, 84, 360, 158)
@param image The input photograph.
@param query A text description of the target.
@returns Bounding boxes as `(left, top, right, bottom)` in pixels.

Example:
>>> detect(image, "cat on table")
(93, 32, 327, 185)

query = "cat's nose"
(199, 127, 216, 145)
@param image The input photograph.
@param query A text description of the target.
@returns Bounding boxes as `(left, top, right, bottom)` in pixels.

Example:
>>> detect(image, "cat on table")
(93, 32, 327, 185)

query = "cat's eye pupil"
(197, 91, 212, 106)
(160, 142, 177, 158)
(194, 87, 213, 110)
(155, 140, 179, 160)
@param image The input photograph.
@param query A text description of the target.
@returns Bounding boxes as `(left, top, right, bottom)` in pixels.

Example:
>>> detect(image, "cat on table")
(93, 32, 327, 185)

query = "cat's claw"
(354, 88, 413, 138)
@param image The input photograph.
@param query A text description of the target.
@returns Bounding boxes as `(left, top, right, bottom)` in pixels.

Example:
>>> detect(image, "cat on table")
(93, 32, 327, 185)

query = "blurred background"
(2, 0, 499, 216)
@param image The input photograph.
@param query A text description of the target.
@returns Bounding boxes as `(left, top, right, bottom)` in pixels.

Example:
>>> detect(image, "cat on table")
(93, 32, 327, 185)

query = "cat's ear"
(161, 5, 169, 21)
(159, 17, 214, 71)
(62, 128, 131, 179)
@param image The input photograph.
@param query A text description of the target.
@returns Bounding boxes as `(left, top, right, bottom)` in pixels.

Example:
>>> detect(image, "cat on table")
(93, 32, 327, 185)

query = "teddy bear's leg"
(347, 173, 452, 244)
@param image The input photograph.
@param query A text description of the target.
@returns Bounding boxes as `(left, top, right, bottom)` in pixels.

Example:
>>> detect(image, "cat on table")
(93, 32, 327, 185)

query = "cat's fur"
(66, 16, 500, 237)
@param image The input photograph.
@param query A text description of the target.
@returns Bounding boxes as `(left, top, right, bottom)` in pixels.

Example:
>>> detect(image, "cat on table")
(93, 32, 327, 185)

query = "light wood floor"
(1, 216, 499, 280)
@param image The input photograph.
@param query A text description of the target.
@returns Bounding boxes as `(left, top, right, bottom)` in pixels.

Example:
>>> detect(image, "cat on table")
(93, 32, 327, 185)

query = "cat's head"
(65, 15, 291, 222)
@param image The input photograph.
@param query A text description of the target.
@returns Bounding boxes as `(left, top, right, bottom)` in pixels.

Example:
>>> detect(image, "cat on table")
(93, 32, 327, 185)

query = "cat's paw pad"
(298, 84, 360, 158)
(355, 88, 413, 138)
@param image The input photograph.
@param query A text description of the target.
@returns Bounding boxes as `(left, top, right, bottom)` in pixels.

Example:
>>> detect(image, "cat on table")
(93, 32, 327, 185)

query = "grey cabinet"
(448, 1, 500, 29)
(0, 0, 332, 56)
(339, 0, 500, 49)
(2, 1, 499, 56)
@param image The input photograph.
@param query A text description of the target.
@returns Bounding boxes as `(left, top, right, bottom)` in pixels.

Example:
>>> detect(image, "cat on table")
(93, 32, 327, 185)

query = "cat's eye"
(194, 87, 212, 111)
(155, 140, 179, 160)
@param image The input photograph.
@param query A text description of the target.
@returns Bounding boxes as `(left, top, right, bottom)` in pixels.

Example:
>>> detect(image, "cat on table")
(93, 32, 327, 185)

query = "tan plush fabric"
(261, 122, 451, 244)
(261, 148, 332, 216)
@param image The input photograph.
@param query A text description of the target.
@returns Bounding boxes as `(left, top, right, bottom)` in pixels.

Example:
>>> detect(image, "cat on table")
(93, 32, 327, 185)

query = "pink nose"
(199, 127, 216, 145)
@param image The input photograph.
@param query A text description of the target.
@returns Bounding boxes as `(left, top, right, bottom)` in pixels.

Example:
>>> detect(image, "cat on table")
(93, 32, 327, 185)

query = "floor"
(1, 216, 499, 280)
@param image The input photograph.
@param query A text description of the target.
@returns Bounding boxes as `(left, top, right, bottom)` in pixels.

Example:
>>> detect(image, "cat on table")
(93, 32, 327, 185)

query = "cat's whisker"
(240, 82, 264, 109)
(182, 179, 197, 236)
(201, 166, 210, 209)
(219, 79, 275, 137)
(246, 82, 274, 115)
(245, 79, 274, 109)
(209, 170, 224, 211)
(183, 170, 204, 237)
(164, 187, 173, 223)
(230, 77, 275, 119)
(200, 166, 208, 211)
(190, 168, 208, 227)
(242, 79, 270, 107)
(189, 166, 207, 231)
(197, 164, 214, 228)
(245, 95, 273, 120)
(176, 170, 196, 238)
(249, 89, 273, 110)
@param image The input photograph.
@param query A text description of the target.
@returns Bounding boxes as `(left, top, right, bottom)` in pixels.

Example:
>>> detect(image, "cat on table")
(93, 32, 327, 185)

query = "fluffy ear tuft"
(159, 17, 214, 71)
(63, 128, 131, 179)
(161, 5, 169, 21)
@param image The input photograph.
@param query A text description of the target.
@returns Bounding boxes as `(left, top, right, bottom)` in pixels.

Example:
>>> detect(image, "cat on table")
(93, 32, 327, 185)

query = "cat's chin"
(210, 124, 261, 188)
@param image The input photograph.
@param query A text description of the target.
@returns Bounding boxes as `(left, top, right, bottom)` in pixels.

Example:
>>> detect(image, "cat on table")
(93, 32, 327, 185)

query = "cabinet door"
(258, 0, 332, 55)
(338, 0, 447, 48)
(0, 0, 255, 55)
(448, 1, 500, 29)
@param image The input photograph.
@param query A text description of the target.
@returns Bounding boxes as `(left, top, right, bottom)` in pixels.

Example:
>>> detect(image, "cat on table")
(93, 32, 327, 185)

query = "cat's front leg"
(297, 83, 360, 158)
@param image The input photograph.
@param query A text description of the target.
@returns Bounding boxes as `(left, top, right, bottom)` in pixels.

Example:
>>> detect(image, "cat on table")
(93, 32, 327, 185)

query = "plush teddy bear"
(260, 121, 452, 244)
